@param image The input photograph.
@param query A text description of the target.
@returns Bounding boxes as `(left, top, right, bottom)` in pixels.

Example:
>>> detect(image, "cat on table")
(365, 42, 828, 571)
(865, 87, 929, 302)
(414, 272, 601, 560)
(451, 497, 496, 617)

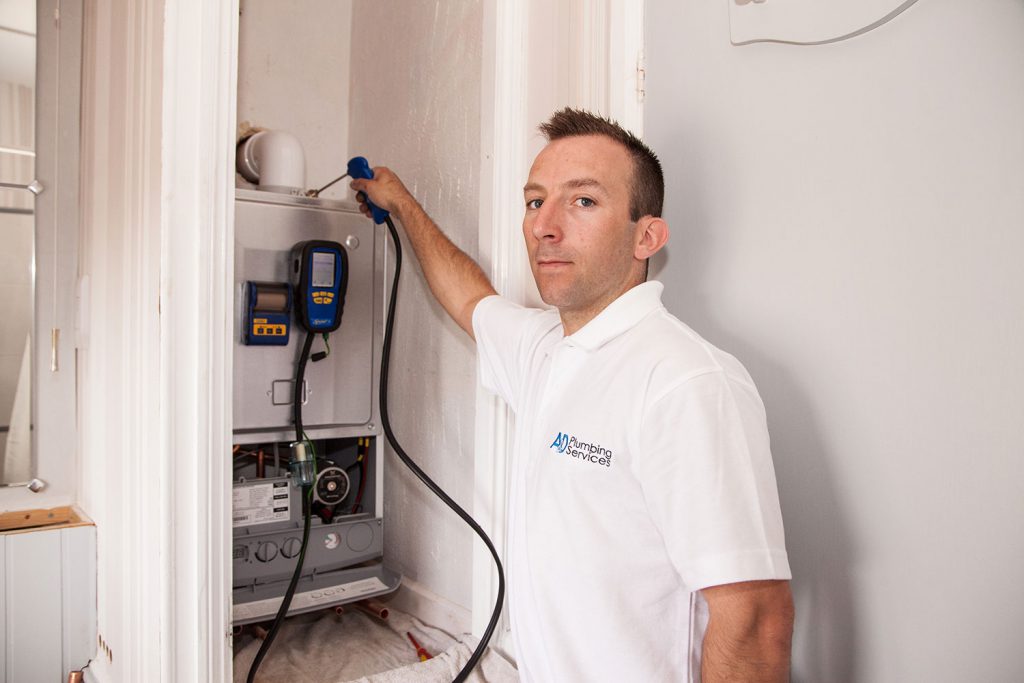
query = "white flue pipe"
(236, 130, 306, 194)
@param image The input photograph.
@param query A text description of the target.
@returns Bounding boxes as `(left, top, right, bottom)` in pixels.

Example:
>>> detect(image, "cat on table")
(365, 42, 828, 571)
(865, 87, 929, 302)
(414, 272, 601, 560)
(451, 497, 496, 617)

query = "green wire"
(322, 333, 331, 357)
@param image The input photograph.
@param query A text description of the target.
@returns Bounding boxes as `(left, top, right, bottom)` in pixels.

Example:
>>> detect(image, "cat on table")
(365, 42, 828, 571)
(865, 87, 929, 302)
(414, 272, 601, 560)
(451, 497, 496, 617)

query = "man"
(351, 108, 794, 682)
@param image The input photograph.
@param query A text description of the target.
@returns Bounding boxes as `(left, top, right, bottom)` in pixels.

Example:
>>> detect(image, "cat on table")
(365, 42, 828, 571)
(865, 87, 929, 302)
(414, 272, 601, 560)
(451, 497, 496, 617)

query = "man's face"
(523, 135, 642, 322)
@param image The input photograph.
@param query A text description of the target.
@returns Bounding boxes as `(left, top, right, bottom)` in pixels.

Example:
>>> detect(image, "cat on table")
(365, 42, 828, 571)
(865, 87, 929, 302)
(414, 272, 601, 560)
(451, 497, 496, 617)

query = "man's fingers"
(355, 191, 373, 219)
(350, 166, 408, 216)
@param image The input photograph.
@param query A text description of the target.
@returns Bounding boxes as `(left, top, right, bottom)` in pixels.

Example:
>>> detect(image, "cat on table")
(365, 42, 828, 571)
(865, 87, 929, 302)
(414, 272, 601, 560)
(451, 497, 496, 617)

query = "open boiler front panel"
(232, 189, 400, 625)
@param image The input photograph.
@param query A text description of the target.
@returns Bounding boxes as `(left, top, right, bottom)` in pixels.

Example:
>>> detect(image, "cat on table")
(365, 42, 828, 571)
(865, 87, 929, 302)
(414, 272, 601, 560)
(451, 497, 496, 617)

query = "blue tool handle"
(348, 156, 390, 225)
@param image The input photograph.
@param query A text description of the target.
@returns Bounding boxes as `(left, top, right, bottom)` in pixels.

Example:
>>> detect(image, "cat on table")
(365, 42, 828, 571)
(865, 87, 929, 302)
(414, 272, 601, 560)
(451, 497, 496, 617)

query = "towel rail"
(0, 180, 44, 195)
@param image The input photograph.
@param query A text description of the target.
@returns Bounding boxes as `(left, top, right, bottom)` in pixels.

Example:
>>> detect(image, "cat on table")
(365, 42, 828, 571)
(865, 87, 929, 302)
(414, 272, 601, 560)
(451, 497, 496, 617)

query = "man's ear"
(634, 216, 669, 261)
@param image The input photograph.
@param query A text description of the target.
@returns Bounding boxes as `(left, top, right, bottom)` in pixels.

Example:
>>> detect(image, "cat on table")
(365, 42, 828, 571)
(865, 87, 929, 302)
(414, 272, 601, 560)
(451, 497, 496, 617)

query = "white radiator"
(0, 521, 96, 682)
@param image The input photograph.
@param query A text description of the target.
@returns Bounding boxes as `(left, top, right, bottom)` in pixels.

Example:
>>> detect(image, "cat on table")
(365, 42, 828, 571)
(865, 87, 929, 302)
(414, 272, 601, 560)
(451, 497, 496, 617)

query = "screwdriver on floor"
(406, 631, 433, 661)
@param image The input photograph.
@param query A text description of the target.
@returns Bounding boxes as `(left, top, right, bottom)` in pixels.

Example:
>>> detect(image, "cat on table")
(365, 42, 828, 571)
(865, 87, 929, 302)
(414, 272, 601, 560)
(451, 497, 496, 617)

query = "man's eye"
(526, 198, 543, 209)
(575, 197, 596, 208)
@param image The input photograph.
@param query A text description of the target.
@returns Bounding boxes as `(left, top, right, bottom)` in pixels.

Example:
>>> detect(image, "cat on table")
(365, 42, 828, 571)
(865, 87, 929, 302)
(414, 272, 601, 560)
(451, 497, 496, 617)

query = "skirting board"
(381, 578, 472, 639)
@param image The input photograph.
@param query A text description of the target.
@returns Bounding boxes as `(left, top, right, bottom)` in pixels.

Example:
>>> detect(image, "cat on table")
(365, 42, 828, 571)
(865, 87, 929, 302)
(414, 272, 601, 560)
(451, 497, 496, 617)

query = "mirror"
(0, 0, 35, 484)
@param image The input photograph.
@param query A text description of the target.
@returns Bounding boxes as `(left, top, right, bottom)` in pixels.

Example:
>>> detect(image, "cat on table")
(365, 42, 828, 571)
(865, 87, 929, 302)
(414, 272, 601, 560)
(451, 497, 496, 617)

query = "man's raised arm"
(350, 168, 496, 339)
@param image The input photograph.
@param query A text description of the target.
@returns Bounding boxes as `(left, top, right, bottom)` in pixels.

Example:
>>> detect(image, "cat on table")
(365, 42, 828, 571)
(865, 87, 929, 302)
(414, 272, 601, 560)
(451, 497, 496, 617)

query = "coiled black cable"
(380, 216, 505, 682)
(246, 330, 316, 683)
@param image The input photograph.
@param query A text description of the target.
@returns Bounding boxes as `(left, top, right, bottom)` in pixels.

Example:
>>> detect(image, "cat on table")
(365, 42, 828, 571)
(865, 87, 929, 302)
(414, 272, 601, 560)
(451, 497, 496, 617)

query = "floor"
(233, 604, 518, 682)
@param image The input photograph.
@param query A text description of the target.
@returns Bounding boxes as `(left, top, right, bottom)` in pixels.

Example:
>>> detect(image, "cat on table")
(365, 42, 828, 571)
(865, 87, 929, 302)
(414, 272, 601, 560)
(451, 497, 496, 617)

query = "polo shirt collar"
(565, 281, 665, 351)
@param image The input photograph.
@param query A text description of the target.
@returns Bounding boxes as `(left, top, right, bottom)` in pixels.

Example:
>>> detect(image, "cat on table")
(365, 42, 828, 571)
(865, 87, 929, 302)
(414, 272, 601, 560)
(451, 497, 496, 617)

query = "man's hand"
(350, 167, 495, 338)
(350, 166, 418, 221)
(701, 579, 794, 682)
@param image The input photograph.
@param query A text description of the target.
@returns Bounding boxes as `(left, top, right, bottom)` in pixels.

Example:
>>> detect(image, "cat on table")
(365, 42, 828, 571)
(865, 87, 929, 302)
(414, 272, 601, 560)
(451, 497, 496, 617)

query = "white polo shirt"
(472, 281, 791, 682)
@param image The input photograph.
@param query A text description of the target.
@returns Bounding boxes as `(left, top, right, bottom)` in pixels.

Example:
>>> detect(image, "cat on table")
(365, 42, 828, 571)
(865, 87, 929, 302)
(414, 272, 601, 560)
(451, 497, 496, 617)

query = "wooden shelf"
(0, 505, 94, 535)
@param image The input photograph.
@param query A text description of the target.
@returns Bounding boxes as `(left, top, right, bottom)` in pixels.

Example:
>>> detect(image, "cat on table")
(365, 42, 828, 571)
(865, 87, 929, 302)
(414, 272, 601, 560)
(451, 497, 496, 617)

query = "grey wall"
(645, 1, 1024, 681)
(349, 0, 483, 614)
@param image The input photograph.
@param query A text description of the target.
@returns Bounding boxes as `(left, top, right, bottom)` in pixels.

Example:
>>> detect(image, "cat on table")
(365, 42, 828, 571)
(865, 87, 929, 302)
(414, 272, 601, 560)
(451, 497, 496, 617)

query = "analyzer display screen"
(312, 252, 335, 288)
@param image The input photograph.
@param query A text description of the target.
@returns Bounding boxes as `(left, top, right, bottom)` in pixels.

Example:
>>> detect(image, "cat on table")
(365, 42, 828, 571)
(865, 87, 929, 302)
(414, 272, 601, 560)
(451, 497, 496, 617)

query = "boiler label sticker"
(232, 481, 290, 528)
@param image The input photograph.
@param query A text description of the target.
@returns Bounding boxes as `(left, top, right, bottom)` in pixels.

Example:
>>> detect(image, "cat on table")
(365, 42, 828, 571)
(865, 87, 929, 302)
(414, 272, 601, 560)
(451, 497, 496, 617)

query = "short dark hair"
(538, 108, 664, 222)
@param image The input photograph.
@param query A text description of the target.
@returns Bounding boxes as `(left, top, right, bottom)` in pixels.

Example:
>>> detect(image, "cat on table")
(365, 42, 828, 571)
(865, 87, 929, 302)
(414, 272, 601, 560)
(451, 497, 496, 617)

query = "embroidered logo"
(549, 432, 569, 453)
(548, 431, 613, 468)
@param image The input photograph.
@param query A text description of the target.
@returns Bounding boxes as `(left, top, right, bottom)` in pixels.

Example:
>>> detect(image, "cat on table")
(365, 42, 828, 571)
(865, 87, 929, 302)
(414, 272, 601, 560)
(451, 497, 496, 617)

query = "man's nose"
(531, 202, 563, 242)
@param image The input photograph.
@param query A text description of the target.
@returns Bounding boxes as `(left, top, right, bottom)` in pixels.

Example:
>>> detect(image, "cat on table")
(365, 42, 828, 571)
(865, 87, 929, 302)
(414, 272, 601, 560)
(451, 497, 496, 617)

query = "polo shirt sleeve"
(472, 295, 550, 412)
(634, 369, 792, 592)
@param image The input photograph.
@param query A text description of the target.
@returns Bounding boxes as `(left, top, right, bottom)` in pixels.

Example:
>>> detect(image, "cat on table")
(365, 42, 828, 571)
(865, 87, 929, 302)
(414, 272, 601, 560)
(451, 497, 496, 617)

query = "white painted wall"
(236, 0, 352, 200)
(349, 0, 484, 618)
(645, 1, 1024, 681)
(727, 0, 921, 45)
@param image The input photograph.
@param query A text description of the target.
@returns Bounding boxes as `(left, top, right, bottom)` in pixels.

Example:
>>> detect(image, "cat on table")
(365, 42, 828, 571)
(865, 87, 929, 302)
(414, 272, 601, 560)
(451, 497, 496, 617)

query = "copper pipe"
(257, 449, 265, 479)
(253, 624, 269, 640)
(334, 605, 345, 617)
(354, 598, 389, 621)
(67, 673, 84, 683)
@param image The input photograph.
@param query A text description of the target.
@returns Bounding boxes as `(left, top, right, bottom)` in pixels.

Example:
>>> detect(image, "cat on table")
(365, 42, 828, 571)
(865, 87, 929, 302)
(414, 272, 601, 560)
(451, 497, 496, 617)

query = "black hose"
(379, 216, 505, 682)
(245, 493, 313, 683)
(293, 331, 315, 442)
(246, 329, 316, 683)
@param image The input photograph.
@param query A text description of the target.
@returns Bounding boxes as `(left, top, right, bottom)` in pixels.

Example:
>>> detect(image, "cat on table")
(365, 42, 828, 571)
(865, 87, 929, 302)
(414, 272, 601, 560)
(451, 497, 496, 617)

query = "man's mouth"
(536, 258, 572, 267)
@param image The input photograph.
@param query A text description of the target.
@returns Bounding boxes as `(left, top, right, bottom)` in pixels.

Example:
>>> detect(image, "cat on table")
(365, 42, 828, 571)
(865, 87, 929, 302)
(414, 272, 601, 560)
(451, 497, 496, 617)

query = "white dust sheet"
(233, 606, 519, 683)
